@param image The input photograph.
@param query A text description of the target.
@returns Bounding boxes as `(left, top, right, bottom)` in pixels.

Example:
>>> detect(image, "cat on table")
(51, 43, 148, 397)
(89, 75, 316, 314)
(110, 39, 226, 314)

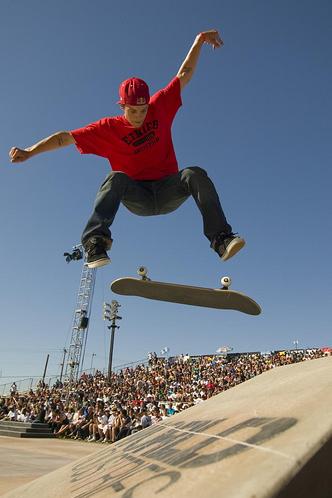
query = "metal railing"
(0, 375, 60, 397)
(0, 358, 149, 396)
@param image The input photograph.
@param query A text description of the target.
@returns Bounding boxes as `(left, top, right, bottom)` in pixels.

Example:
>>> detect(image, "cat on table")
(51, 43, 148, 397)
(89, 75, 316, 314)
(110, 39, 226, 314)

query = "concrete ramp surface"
(4, 357, 332, 498)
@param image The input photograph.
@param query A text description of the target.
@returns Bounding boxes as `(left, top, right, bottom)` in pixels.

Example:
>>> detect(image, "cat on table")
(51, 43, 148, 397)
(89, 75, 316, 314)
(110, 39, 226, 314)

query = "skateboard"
(111, 267, 261, 316)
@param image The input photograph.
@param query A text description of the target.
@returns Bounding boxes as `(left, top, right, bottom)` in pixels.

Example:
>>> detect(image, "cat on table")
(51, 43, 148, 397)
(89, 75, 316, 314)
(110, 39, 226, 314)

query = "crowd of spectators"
(0, 348, 329, 444)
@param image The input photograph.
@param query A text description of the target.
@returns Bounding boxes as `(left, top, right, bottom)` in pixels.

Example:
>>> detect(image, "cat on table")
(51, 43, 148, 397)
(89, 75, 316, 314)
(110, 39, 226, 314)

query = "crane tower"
(63, 245, 96, 382)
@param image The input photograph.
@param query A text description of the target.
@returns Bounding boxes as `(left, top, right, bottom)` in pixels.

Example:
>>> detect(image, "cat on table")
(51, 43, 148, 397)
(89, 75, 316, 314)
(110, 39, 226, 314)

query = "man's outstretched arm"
(176, 29, 223, 90)
(9, 131, 75, 163)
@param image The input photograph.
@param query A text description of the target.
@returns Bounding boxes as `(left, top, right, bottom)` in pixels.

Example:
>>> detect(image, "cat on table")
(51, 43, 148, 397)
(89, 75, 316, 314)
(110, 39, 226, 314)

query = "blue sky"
(1, 0, 331, 383)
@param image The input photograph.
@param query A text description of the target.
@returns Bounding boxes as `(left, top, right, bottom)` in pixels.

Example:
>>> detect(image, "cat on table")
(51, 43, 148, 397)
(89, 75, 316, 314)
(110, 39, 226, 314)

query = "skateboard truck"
(220, 276, 232, 290)
(137, 266, 151, 281)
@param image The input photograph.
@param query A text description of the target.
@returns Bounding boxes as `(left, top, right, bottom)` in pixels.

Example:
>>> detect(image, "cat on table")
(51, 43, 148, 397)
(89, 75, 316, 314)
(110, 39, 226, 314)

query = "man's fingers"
(216, 35, 223, 46)
(211, 33, 223, 47)
(201, 29, 224, 49)
(9, 148, 26, 162)
(10, 147, 24, 157)
(10, 148, 20, 157)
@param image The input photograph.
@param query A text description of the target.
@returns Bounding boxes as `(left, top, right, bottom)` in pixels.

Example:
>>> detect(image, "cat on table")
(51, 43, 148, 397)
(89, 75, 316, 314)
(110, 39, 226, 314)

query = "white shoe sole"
(86, 257, 111, 269)
(221, 238, 246, 261)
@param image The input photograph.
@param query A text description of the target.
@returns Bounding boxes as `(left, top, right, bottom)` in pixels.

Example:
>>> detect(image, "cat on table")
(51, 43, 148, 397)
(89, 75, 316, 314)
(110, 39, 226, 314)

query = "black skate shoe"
(84, 237, 112, 269)
(211, 232, 245, 262)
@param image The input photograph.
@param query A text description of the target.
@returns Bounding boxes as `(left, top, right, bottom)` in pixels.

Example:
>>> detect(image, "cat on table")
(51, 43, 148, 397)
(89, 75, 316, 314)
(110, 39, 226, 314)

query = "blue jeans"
(81, 167, 232, 246)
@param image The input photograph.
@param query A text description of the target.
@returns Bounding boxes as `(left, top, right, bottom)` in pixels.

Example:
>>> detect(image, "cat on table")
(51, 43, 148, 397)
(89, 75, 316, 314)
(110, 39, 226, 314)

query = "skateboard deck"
(111, 273, 261, 316)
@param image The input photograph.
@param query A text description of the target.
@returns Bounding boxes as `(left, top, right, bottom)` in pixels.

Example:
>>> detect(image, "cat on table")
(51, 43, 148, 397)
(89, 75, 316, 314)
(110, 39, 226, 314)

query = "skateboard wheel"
(221, 276, 231, 288)
(137, 266, 148, 277)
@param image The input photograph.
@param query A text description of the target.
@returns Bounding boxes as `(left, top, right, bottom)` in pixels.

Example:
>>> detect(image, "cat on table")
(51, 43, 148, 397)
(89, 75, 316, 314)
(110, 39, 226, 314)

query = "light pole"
(103, 301, 122, 382)
(90, 353, 96, 374)
(293, 340, 299, 351)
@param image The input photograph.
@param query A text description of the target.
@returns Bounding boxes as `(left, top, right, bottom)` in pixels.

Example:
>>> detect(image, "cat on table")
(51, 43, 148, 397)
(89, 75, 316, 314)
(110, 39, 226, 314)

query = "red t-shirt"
(71, 77, 182, 181)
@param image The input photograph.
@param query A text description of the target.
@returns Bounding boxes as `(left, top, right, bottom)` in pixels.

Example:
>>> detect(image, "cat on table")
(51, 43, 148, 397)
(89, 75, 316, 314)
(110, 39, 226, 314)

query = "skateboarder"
(9, 29, 245, 269)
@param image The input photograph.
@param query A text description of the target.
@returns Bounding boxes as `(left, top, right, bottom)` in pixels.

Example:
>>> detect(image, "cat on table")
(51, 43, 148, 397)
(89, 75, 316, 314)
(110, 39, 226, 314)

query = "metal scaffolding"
(64, 245, 96, 382)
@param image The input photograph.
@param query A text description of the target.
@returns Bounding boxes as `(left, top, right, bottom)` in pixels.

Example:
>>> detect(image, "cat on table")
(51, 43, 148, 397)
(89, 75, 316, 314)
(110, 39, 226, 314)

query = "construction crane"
(63, 244, 96, 382)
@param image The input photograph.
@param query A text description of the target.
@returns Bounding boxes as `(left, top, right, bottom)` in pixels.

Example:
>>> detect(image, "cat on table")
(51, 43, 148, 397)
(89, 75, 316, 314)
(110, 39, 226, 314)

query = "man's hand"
(177, 29, 224, 90)
(199, 29, 224, 49)
(9, 147, 32, 163)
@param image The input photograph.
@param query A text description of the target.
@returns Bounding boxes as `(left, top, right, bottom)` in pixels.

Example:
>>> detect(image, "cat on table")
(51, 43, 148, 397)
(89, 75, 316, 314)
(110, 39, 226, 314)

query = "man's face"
(123, 104, 149, 128)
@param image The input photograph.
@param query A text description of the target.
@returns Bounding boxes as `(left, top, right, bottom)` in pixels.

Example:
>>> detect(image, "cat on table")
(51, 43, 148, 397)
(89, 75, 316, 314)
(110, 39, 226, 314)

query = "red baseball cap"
(118, 77, 150, 106)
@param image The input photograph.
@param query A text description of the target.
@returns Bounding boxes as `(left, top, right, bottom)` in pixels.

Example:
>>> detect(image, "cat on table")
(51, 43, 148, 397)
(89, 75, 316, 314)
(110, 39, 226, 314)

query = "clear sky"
(1, 0, 331, 384)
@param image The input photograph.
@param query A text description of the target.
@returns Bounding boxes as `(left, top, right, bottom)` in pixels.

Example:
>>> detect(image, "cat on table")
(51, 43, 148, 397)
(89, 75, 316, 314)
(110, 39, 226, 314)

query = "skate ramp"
(4, 356, 332, 498)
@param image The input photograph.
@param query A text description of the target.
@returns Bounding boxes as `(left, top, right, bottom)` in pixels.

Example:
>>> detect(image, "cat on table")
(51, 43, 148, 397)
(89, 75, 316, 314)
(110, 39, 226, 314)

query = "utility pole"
(59, 348, 67, 383)
(103, 301, 122, 382)
(42, 354, 50, 385)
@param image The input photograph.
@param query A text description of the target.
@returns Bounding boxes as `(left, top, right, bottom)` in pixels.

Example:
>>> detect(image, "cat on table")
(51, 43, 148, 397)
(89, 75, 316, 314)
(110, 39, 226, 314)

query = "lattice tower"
(64, 246, 96, 382)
